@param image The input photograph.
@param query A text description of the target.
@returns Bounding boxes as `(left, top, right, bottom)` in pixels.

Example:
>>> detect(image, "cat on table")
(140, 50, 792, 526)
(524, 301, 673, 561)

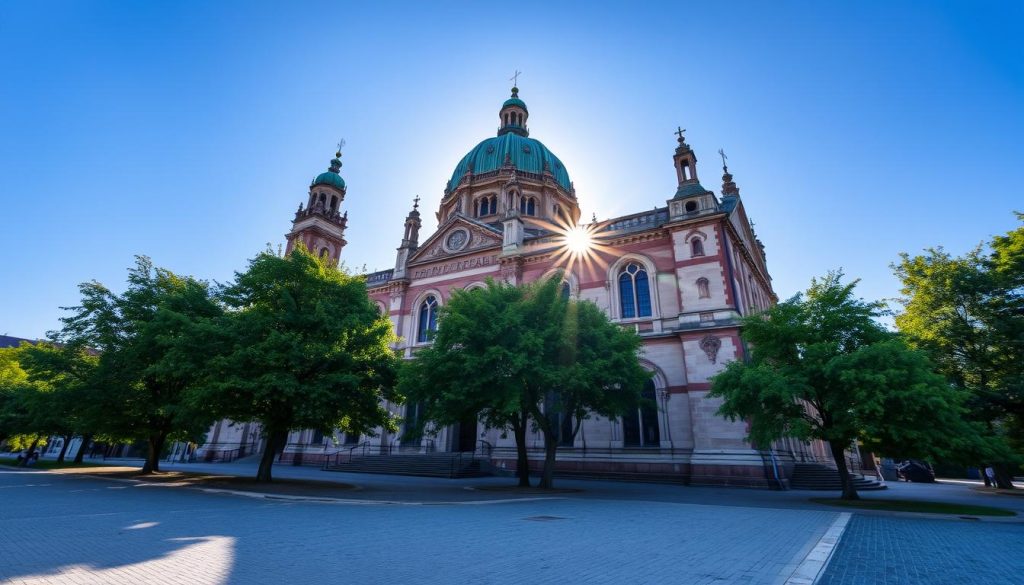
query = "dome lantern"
(498, 86, 529, 137)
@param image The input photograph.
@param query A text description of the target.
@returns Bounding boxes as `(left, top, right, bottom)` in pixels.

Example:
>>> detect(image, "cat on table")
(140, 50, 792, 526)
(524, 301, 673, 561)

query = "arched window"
(691, 238, 704, 257)
(561, 281, 571, 300)
(697, 277, 710, 299)
(520, 196, 536, 216)
(618, 262, 652, 319)
(319, 247, 330, 259)
(623, 379, 660, 447)
(417, 295, 439, 342)
(476, 195, 496, 217)
(685, 200, 697, 213)
(330, 195, 338, 212)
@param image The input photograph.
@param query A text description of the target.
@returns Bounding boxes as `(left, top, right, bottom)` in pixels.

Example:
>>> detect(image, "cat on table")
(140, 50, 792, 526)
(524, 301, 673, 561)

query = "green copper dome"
(311, 155, 346, 190)
(502, 97, 527, 111)
(447, 133, 572, 192)
(312, 171, 346, 190)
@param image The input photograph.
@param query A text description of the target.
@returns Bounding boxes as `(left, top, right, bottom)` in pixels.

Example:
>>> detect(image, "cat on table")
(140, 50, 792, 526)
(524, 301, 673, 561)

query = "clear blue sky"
(2, 1, 1022, 339)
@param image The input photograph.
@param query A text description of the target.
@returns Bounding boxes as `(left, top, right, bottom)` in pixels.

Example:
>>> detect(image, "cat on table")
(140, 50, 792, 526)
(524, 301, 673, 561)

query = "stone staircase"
(323, 453, 492, 479)
(789, 463, 886, 491)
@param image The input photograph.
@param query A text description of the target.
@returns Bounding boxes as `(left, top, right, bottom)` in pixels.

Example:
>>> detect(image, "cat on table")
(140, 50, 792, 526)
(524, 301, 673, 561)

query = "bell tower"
(285, 146, 349, 263)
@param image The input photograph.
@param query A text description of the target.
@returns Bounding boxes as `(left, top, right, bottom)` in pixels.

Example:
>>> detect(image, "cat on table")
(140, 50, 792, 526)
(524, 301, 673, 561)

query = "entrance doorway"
(623, 380, 661, 447)
(452, 416, 477, 452)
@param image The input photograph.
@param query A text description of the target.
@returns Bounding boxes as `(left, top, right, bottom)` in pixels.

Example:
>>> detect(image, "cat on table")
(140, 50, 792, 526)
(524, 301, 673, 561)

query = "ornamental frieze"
(410, 254, 499, 280)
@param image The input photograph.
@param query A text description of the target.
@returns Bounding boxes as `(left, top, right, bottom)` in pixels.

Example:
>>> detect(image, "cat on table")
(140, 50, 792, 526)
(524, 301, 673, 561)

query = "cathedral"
(198, 87, 830, 486)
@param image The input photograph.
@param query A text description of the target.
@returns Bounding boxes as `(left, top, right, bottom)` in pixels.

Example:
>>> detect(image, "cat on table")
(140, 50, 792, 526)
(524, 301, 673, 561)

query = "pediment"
(409, 214, 502, 265)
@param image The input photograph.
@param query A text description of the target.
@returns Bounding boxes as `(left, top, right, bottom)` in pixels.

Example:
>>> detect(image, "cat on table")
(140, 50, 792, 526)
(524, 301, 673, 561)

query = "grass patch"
(810, 497, 1016, 517)
(0, 457, 109, 470)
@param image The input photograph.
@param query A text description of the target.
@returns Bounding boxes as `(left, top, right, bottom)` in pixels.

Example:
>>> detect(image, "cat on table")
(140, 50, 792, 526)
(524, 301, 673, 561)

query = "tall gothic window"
(697, 277, 711, 299)
(691, 238, 704, 257)
(417, 295, 439, 342)
(561, 281, 571, 300)
(623, 379, 660, 447)
(618, 262, 652, 319)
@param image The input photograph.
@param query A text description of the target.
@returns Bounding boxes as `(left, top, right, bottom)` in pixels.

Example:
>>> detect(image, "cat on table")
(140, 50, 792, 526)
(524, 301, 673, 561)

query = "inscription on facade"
(412, 255, 497, 279)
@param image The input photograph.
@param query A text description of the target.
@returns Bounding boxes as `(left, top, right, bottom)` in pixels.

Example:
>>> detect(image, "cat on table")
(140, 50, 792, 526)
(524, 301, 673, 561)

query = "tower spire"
(719, 148, 739, 196)
(672, 125, 698, 185)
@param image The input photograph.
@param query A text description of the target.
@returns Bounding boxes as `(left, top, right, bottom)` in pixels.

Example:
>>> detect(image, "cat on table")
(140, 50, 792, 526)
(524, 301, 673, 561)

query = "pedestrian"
(985, 466, 998, 488)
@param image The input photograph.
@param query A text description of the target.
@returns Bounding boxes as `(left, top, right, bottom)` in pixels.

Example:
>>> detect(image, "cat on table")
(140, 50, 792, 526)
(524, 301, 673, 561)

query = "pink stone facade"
(196, 92, 833, 486)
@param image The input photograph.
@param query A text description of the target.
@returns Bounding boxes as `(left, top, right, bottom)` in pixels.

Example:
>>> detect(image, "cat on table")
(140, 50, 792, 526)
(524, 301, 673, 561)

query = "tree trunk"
(73, 434, 92, 464)
(20, 438, 41, 467)
(141, 433, 167, 474)
(257, 429, 287, 482)
(56, 435, 72, 464)
(829, 441, 859, 500)
(512, 412, 530, 487)
(538, 432, 558, 490)
(994, 465, 1016, 490)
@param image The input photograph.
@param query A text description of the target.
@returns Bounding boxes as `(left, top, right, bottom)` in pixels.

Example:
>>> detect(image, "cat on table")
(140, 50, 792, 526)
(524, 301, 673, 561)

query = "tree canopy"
(710, 271, 982, 499)
(51, 256, 221, 472)
(400, 276, 649, 488)
(893, 214, 1024, 486)
(194, 246, 401, 482)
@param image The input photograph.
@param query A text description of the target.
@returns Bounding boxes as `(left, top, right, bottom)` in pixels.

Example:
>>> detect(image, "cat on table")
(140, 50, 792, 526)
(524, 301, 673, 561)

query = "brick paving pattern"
(818, 514, 1024, 585)
(0, 468, 835, 585)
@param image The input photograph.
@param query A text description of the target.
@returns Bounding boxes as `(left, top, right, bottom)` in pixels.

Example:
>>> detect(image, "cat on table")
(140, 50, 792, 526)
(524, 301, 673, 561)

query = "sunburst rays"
(524, 212, 618, 282)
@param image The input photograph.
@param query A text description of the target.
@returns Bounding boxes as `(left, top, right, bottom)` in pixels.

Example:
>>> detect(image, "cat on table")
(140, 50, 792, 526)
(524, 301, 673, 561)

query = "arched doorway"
(623, 379, 661, 447)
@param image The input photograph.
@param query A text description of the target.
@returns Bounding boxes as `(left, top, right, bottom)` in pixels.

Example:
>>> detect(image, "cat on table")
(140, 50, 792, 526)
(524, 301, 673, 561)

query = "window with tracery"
(417, 295, 439, 342)
(519, 196, 536, 216)
(476, 195, 497, 217)
(618, 262, 652, 319)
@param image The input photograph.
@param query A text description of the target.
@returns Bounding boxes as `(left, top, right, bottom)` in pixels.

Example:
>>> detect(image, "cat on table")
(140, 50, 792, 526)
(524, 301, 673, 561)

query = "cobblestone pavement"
(818, 514, 1024, 585)
(0, 468, 836, 585)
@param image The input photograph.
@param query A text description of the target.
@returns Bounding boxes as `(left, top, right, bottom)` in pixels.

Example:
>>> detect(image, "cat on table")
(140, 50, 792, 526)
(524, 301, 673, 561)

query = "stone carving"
(445, 229, 469, 252)
(699, 335, 722, 363)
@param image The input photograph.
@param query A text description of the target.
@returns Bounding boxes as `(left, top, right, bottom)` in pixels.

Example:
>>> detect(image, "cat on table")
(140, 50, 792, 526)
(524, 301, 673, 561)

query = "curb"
(783, 512, 851, 585)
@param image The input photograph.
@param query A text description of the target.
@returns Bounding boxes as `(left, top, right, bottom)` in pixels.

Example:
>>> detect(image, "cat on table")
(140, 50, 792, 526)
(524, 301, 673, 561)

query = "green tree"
(893, 215, 1024, 487)
(0, 346, 27, 446)
(400, 280, 534, 485)
(710, 271, 979, 500)
(53, 256, 221, 473)
(0, 346, 38, 457)
(401, 276, 648, 489)
(17, 343, 99, 463)
(196, 246, 400, 482)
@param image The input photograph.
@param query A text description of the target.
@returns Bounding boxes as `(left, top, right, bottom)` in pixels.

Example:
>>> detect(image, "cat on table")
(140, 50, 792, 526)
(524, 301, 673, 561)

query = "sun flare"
(564, 225, 593, 254)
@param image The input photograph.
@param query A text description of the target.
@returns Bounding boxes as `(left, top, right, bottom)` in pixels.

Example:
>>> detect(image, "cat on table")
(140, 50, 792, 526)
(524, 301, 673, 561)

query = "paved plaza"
(1, 464, 1022, 584)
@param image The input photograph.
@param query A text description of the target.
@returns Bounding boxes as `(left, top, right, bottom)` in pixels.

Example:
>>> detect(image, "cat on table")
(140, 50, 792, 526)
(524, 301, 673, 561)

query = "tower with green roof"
(285, 147, 349, 263)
